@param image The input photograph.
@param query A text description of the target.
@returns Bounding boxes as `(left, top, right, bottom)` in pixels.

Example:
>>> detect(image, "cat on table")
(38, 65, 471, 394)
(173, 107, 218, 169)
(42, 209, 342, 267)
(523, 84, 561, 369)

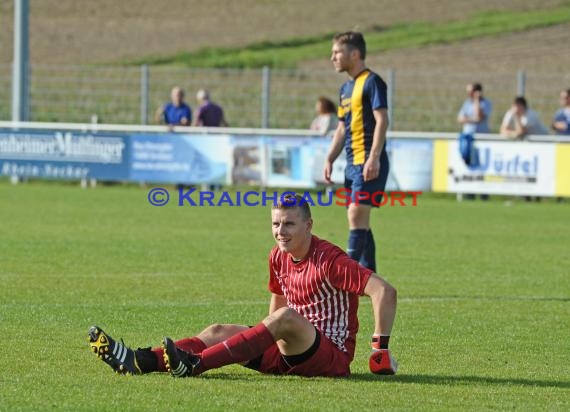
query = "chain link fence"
(1, 64, 568, 132)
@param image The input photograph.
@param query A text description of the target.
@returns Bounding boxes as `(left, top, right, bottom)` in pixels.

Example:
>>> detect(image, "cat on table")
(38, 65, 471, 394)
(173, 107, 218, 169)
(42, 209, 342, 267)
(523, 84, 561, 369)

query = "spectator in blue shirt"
(552, 88, 570, 135)
(155, 87, 192, 126)
(457, 83, 493, 134)
(457, 82, 492, 201)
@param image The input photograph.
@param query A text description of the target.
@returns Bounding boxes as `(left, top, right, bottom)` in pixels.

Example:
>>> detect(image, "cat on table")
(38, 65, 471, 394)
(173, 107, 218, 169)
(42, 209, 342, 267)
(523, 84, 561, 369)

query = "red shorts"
(247, 331, 352, 377)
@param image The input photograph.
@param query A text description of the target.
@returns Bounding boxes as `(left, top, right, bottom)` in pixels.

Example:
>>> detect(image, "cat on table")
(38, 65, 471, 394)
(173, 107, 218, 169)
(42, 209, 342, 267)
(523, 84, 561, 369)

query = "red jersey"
(268, 235, 373, 359)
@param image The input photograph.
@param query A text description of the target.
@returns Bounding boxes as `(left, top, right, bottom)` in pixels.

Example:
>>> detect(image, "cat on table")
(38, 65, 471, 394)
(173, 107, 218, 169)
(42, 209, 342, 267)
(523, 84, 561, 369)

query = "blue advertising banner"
(0, 127, 434, 190)
(129, 134, 231, 183)
(0, 129, 129, 180)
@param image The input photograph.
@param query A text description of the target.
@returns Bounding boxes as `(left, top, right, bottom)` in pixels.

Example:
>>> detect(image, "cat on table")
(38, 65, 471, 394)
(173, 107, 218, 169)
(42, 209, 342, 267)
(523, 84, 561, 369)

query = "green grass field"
(1, 182, 569, 411)
(129, 6, 570, 68)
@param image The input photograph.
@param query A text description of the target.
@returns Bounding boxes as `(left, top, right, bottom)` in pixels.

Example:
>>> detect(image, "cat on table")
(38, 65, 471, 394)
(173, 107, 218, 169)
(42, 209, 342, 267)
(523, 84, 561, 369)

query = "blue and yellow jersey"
(337, 69, 388, 165)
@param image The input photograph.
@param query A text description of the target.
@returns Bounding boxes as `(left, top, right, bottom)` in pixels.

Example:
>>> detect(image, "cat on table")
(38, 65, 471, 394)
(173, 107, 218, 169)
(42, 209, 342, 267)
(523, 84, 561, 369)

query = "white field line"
(2, 295, 567, 309)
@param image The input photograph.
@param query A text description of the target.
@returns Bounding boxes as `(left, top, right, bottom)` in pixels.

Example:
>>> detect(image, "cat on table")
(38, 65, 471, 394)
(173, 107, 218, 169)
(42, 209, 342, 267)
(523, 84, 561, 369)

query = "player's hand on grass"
(369, 335, 398, 375)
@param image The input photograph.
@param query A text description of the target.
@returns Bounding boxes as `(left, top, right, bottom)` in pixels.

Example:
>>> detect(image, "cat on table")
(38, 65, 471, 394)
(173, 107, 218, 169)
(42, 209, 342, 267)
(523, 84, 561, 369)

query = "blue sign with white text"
(129, 134, 230, 183)
(0, 129, 130, 180)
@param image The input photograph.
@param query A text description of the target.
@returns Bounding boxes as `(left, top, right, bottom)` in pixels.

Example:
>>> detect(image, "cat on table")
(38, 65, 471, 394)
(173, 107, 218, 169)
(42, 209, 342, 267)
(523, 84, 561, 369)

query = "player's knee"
(347, 206, 359, 221)
(204, 323, 226, 339)
(273, 307, 301, 330)
(347, 204, 371, 227)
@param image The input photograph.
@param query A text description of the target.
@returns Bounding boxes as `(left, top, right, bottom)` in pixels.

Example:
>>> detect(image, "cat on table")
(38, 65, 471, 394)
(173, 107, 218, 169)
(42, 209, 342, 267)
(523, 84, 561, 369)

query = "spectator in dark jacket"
(193, 89, 228, 127)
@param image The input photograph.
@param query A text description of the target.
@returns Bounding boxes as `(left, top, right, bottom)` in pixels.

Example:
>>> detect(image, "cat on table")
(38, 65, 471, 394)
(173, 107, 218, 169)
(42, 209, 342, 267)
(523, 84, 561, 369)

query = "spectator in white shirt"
(310, 97, 338, 135)
(500, 96, 548, 139)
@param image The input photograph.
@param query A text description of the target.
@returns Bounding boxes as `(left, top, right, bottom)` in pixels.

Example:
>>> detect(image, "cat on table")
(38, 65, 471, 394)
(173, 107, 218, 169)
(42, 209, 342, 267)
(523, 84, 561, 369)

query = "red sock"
(175, 337, 207, 354)
(151, 337, 207, 372)
(199, 323, 275, 372)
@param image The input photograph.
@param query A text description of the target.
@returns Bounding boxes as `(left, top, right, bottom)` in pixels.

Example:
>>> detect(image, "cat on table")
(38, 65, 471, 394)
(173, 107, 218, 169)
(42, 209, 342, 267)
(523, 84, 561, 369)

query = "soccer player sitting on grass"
(88, 194, 398, 377)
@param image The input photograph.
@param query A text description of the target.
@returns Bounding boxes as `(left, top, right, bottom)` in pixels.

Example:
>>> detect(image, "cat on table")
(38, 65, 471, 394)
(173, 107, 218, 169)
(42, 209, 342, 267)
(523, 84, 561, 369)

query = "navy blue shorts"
(343, 153, 389, 208)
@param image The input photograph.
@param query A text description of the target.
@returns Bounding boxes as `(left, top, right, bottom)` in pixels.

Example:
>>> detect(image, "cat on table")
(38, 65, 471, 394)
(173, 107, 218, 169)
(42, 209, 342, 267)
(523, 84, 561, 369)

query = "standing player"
(88, 194, 398, 377)
(324, 32, 390, 272)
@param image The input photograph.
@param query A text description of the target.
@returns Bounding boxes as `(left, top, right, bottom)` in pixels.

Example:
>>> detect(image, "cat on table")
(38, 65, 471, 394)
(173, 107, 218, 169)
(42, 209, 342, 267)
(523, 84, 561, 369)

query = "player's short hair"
(514, 96, 528, 108)
(333, 31, 366, 60)
(472, 83, 483, 92)
(272, 194, 312, 221)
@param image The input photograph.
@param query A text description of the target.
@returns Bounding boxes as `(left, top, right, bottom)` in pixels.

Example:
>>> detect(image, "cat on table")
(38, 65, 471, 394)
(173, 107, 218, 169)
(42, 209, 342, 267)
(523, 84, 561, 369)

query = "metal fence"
(1, 64, 568, 132)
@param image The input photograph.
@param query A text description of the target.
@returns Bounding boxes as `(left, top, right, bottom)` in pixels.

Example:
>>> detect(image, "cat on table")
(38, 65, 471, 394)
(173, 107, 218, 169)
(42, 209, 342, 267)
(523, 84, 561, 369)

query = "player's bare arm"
(268, 293, 289, 348)
(363, 273, 397, 336)
(363, 273, 398, 375)
(324, 120, 346, 183)
(363, 109, 388, 182)
(269, 293, 287, 314)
